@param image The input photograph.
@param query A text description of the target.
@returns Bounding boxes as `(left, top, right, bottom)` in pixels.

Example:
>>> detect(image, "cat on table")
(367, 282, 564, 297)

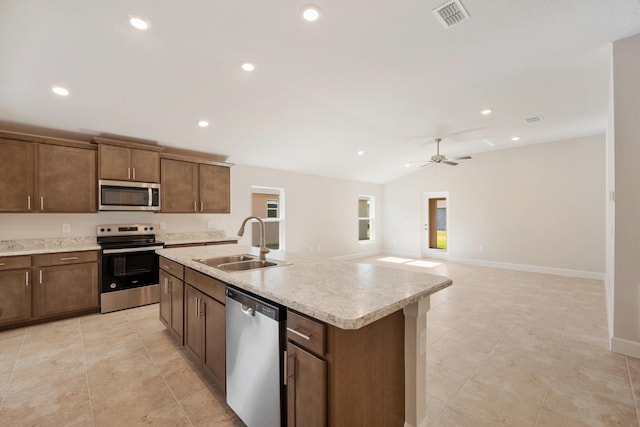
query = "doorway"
(422, 192, 449, 258)
(251, 186, 284, 250)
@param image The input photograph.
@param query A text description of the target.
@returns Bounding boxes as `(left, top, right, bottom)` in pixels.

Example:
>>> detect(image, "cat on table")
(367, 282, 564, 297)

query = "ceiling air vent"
(433, 0, 470, 29)
(525, 115, 544, 123)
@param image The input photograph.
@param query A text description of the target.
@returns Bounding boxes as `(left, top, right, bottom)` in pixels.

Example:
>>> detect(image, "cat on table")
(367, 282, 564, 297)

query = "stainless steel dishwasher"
(225, 287, 286, 427)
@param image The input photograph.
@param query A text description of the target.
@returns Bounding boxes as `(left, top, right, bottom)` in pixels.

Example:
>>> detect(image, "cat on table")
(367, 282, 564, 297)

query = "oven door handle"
(102, 245, 164, 255)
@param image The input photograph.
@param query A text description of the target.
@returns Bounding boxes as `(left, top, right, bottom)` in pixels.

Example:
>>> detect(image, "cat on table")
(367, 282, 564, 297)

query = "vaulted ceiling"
(1, 1, 639, 183)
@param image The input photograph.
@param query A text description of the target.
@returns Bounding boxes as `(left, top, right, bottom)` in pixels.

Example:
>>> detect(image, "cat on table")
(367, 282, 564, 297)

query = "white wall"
(383, 135, 605, 277)
(0, 164, 383, 259)
(610, 32, 640, 357)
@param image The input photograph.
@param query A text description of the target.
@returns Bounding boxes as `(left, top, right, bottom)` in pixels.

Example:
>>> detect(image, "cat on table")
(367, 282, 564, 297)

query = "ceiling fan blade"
(420, 161, 436, 168)
(451, 156, 472, 160)
(442, 160, 458, 166)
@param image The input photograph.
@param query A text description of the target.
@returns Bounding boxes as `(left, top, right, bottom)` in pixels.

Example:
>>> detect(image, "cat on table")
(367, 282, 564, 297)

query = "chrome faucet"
(237, 216, 270, 261)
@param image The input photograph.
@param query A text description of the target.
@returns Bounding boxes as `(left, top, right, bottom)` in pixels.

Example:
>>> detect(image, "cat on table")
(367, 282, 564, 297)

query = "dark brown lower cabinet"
(0, 266, 31, 326)
(287, 341, 327, 427)
(159, 268, 184, 342)
(33, 251, 99, 318)
(184, 283, 225, 390)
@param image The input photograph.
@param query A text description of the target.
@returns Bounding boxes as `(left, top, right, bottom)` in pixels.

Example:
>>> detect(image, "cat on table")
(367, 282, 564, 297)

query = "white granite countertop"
(157, 244, 452, 330)
(159, 231, 237, 246)
(0, 237, 100, 256)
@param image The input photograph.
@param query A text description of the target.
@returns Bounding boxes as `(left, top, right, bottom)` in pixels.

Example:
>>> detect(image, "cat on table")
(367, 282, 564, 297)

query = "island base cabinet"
(0, 269, 31, 326)
(159, 269, 184, 342)
(286, 342, 327, 427)
(184, 284, 225, 391)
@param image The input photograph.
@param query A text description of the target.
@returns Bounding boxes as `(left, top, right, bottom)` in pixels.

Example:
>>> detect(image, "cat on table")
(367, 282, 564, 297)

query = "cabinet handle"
(40, 196, 44, 211)
(287, 327, 311, 340)
(132, 168, 136, 180)
(195, 297, 200, 319)
(59, 256, 79, 261)
(27, 196, 31, 210)
(164, 277, 169, 294)
(128, 167, 131, 180)
(193, 201, 197, 212)
(200, 201, 203, 212)
(0, 263, 5, 266)
(25, 271, 29, 287)
(162, 264, 171, 270)
(39, 270, 43, 285)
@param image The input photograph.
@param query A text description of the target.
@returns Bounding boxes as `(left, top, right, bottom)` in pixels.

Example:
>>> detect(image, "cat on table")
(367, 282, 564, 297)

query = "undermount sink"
(194, 254, 288, 272)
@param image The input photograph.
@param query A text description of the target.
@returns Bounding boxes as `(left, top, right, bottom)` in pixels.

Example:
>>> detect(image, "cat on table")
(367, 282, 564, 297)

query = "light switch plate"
(62, 223, 71, 233)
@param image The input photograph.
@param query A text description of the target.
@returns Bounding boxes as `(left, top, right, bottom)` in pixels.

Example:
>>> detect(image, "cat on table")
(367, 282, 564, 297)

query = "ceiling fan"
(414, 138, 472, 167)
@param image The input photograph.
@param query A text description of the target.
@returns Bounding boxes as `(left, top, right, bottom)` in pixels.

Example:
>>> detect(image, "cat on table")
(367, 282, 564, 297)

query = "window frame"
(358, 194, 375, 243)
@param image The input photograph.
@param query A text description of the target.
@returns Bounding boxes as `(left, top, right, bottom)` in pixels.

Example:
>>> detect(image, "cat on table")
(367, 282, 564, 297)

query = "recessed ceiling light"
(404, 163, 412, 168)
(481, 109, 493, 115)
(302, 5, 321, 22)
(241, 62, 255, 72)
(51, 86, 70, 96)
(511, 136, 520, 141)
(357, 150, 365, 156)
(129, 16, 149, 30)
(198, 120, 209, 128)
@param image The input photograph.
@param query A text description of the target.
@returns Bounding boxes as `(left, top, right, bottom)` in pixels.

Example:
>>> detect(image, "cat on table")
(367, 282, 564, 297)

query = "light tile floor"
(0, 257, 637, 426)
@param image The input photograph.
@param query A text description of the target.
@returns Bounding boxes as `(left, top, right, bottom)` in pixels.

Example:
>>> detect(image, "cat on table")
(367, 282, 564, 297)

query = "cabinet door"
(184, 285, 204, 362)
(199, 164, 230, 213)
(0, 139, 35, 212)
(203, 294, 225, 390)
(287, 342, 327, 427)
(170, 278, 184, 342)
(36, 262, 99, 318)
(99, 144, 130, 181)
(131, 149, 160, 183)
(0, 269, 31, 326)
(159, 270, 171, 328)
(161, 159, 199, 213)
(39, 144, 97, 212)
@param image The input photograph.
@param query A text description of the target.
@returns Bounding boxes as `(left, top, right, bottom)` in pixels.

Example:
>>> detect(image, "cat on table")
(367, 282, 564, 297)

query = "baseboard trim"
(611, 336, 640, 358)
(446, 256, 605, 280)
(330, 249, 383, 261)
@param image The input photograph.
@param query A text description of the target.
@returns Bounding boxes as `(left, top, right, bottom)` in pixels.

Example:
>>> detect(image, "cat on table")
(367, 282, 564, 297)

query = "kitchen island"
(157, 244, 452, 427)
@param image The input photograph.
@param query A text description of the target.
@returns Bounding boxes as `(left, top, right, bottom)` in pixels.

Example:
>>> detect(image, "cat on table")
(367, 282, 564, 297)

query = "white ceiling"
(1, 1, 639, 184)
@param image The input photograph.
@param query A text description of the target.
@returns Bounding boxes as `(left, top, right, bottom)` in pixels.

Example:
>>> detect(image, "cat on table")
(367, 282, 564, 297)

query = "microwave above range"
(99, 180, 161, 211)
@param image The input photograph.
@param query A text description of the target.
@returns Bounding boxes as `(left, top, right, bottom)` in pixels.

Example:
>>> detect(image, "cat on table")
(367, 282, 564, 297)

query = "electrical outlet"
(479, 245, 485, 252)
(207, 221, 214, 229)
(62, 223, 71, 233)
(159, 222, 166, 230)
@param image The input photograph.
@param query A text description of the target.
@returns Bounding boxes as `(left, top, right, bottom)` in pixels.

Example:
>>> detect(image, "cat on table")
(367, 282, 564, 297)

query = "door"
(0, 269, 31, 326)
(422, 192, 449, 258)
(0, 139, 34, 212)
(159, 270, 171, 328)
(170, 278, 184, 341)
(130, 149, 160, 183)
(37, 262, 99, 317)
(287, 342, 327, 427)
(199, 164, 230, 213)
(161, 159, 199, 213)
(99, 144, 130, 181)
(184, 285, 204, 362)
(39, 144, 97, 212)
(203, 294, 226, 390)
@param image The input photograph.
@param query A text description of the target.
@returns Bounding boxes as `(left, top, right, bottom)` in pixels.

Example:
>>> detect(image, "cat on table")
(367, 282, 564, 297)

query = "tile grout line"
(428, 317, 516, 426)
(0, 327, 27, 411)
(532, 284, 575, 427)
(625, 356, 640, 425)
(79, 320, 96, 427)
(125, 313, 195, 427)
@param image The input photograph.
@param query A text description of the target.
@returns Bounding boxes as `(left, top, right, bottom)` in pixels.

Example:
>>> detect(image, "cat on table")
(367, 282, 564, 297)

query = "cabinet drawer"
(287, 310, 326, 357)
(185, 268, 225, 304)
(34, 250, 98, 266)
(160, 256, 185, 279)
(0, 255, 31, 271)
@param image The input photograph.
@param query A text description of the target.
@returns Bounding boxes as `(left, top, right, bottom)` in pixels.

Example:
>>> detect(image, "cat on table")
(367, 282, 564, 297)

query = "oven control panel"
(97, 224, 158, 236)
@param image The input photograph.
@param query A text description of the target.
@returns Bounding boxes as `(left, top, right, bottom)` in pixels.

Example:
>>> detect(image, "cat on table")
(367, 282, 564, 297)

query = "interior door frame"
(421, 191, 449, 259)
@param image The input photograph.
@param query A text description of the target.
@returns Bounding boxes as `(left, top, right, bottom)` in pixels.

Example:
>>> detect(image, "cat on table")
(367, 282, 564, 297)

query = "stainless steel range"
(97, 224, 164, 313)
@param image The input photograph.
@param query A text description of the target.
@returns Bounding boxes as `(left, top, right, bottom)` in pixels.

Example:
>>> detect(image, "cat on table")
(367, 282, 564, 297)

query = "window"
(358, 195, 375, 242)
(251, 187, 284, 250)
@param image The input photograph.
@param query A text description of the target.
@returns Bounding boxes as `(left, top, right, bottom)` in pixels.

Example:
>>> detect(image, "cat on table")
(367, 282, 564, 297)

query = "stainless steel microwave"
(99, 180, 161, 211)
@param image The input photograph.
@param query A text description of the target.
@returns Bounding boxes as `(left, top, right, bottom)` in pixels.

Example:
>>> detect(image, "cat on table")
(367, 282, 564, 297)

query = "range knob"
(100, 228, 105, 232)
(107, 228, 111, 232)
(143, 227, 148, 231)
(149, 226, 154, 230)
